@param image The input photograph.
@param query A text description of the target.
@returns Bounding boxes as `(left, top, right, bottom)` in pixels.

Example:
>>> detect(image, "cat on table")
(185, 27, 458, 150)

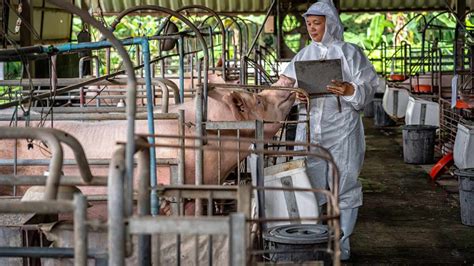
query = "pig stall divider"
(0, 126, 112, 265)
(115, 132, 341, 266)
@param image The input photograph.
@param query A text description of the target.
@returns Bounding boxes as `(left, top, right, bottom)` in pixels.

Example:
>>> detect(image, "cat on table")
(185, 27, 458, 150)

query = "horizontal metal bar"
(0, 175, 108, 186)
(128, 216, 230, 235)
(205, 121, 257, 130)
(0, 200, 74, 213)
(161, 189, 237, 200)
(0, 158, 178, 166)
(0, 247, 106, 259)
(29, 107, 148, 113)
(0, 112, 180, 121)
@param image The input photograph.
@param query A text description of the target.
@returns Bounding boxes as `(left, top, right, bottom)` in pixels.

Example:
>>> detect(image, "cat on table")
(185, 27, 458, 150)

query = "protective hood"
(303, 0, 344, 45)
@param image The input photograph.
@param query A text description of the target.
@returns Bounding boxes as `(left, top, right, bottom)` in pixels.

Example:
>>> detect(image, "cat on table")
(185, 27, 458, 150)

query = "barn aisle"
(349, 117, 474, 264)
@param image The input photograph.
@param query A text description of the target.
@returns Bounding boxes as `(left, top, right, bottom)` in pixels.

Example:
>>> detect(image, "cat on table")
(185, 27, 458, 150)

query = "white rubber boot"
(340, 208, 359, 260)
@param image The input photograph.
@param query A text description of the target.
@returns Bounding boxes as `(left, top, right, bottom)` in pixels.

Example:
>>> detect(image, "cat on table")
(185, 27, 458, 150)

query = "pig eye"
(256, 96, 263, 105)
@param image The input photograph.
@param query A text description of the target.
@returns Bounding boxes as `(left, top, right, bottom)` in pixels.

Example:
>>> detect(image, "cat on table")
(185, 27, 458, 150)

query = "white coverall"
(281, 0, 379, 260)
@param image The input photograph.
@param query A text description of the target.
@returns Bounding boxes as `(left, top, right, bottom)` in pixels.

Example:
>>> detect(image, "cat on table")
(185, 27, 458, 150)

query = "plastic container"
(262, 160, 320, 226)
(454, 168, 474, 226)
(402, 125, 438, 164)
(363, 100, 374, 118)
(263, 224, 329, 262)
(413, 84, 432, 93)
(405, 97, 440, 127)
(454, 123, 474, 169)
(382, 87, 410, 118)
(373, 98, 396, 127)
(389, 74, 407, 81)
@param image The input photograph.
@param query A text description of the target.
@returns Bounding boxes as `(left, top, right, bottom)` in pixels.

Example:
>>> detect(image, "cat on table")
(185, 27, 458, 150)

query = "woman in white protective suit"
(274, 0, 379, 260)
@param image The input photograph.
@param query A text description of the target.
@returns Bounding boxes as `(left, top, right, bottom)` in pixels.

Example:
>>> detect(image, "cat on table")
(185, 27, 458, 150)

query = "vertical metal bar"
(178, 35, 185, 103)
(237, 129, 241, 184)
(136, 44, 142, 78)
(190, 53, 195, 90)
(108, 148, 126, 266)
(106, 47, 111, 75)
(141, 39, 159, 216)
(195, 85, 204, 215)
(138, 144, 151, 266)
(209, 26, 215, 73)
(25, 229, 30, 266)
(229, 213, 246, 266)
(51, 55, 58, 94)
(178, 109, 185, 188)
(13, 104, 17, 196)
(74, 194, 87, 266)
(194, 235, 199, 266)
(177, 190, 182, 266)
(218, 129, 221, 184)
(255, 120, 266, 232)
(153, 234, 161, 265)
(207, 192, 213, 266)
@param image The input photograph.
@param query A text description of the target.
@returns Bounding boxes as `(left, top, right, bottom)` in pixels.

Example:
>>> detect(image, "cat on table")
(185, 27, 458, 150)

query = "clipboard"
(295, 59, 343, 97)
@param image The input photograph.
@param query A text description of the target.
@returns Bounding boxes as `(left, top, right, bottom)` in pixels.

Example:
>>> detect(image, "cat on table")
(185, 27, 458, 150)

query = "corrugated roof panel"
(340, 0, 450, 11)
(73, 0, 470, 14)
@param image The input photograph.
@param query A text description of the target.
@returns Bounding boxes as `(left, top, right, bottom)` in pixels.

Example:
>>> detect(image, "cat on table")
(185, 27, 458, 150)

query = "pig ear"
(222, 92, 247, 120)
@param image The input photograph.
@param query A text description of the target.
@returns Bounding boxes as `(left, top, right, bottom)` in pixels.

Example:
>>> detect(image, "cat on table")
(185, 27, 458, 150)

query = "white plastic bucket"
(251, 159, 320, 226)
(405, 96, 440, 127)
(382, 87, 410, 118)
(454, 123, 474, 169)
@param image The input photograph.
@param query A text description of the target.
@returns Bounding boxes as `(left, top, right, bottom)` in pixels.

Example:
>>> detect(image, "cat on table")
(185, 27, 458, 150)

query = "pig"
(0, 88, 296, 193)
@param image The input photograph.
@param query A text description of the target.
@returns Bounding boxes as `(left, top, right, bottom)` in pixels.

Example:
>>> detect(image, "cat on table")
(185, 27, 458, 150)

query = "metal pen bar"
(0, 175, 107, 186)
(0, 200, 74, 213)
(129, 216, 230, 235)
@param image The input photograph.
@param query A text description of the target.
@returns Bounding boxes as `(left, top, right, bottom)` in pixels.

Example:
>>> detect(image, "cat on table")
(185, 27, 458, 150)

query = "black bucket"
(402, 125, 437, 164)
(263, 224, 330, 263)
(373, 98, 396, 127)
(455, 168, 474, 226)
(363, 100, 375, 118)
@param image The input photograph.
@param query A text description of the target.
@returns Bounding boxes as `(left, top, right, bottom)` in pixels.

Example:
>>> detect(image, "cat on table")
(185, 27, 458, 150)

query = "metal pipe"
(246, 0, 277, 58)
(136, 137, 151, 266)
(178, 35, 185, 103)
(107, 146, 126, 266)
(79, 56, 100, 79)
(255, 120, 265, 232)
(177, 109, 185, 187)
(0, 127, 63, 200)
(194, 85, 204, 215)
(175, 5, 226, 80)
(74, 193, 88, 266)
(0, 112, 180, 121)
(0, 175, 108, 186)
(108, 138, 150, 266)
(50, 128, 94, 183)
(0, 45, 51, 56)
(45, 1, 138, 213)
(0, 247, 105, 259)
(140, 38, 159, 216)
(0, 200, 74, 213)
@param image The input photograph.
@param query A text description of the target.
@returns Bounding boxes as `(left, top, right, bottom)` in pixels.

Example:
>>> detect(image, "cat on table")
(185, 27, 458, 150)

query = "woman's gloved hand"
(327, 80, 355, 96)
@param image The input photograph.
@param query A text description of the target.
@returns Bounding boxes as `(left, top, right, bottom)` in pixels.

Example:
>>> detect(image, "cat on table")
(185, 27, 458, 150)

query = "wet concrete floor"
(348, 118, 474, 264)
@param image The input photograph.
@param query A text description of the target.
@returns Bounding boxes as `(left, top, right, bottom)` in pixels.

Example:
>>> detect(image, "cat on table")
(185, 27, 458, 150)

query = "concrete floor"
(348, 118, 474, 264)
